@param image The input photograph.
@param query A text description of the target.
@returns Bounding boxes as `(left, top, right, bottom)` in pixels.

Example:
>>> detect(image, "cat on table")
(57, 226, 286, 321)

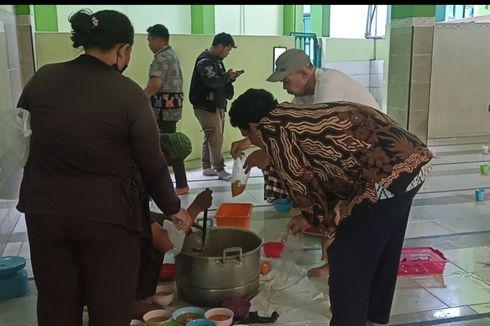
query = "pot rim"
(179, 227, 263, 259)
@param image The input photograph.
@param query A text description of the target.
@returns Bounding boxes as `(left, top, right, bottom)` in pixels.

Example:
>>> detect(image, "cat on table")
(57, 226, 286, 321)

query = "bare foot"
(176, 186, 190, 196)
(307, 263, 329, 277)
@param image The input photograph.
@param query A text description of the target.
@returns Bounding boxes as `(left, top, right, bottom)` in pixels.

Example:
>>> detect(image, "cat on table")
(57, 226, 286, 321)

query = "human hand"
(227, 69, 244, 80)
(188, 189, 213, 221)
(234, 69, 245, 78)
(243, 149, 270, 173)
(320, 236, 334, 261)
(171, 208, 192, 232)
(230, 137, 252, 159)
(287, 214, 311, 235)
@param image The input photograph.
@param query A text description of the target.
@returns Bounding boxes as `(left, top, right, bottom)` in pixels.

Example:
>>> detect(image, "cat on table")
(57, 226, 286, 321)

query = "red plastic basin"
(263, 242, 284, 258)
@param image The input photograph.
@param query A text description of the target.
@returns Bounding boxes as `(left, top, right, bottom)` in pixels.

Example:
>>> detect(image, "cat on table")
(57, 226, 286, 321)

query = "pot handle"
(222, 247, 242, 263)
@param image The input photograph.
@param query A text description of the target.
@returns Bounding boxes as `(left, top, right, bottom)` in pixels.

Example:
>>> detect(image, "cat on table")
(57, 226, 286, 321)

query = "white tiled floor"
(2, 136, 490, 325)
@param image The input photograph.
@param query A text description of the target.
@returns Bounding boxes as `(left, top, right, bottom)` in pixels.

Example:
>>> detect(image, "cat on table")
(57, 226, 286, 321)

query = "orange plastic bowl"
(263, 242, 284, 258)
(159, 263, 176, 282)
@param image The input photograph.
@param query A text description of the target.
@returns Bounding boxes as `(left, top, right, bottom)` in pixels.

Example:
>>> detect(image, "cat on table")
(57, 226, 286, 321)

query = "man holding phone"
(189, 32, 244, 181)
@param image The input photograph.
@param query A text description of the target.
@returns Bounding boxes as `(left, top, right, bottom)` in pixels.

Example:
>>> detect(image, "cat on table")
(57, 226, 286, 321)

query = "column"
(283, 5, 304, 36)
(387, 5, 435, 143)
(191, 5, 214, 34)
(14, 5, 36, 85)
(33, 5, 57, 32)
(310, 5, 329, 37)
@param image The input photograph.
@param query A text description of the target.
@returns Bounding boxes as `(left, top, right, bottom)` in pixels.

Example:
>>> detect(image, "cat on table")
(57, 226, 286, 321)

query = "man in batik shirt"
(229, 89, 432, 326)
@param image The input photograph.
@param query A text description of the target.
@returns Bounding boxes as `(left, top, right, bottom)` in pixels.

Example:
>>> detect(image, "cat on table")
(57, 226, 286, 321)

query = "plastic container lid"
(0, 256, 26, 278)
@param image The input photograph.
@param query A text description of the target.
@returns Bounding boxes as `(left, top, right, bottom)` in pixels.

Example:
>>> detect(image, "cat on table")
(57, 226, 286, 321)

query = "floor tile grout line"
(393, 311, 490, 326)
(404, 229, 490, 241)
(431, 160, 490, 166)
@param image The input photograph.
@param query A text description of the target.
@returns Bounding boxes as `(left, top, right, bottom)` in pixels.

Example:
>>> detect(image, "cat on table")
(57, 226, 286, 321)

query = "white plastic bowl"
(204, 307, 234, 326)
(143, 309, 172, 325)
(151, 284, 175, 307)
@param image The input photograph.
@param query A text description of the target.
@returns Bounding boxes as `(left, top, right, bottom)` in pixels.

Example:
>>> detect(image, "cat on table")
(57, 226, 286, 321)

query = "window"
(365, 5, 387, 39)
(445, 5, 474, 20)
(273, 47, 287, 73)
(303, 4, 311, 33)
(330, 5, 387, 39)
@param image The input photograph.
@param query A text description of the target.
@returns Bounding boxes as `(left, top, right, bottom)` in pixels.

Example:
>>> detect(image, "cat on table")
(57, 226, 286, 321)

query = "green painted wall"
(191, 5, 215, 34)
(311, 5, 330, 37)
(283, 4, 304, 35)
(391, 5, 436, 19)
(14, 5, 30, 15)
(477, 5, 490, 16)
(33, 5, 58, 32)
(34, 33, 295, 161)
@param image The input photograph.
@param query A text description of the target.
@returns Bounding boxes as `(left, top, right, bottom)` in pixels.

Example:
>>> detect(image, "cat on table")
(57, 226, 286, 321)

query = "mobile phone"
(236, 70, 245, 74)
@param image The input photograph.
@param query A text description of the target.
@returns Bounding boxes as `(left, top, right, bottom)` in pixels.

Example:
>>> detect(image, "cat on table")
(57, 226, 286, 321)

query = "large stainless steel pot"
(175, 227, 262, 307)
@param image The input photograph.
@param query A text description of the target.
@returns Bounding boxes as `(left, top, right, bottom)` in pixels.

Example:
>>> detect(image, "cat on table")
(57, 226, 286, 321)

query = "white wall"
(0, 5, 24, 254)
(215, 5, 241, 35)
(215, 5, 282, 36)
(428, 23, 490, 138)
(56, 5, 191, 34)
(0, 5, 13, 13)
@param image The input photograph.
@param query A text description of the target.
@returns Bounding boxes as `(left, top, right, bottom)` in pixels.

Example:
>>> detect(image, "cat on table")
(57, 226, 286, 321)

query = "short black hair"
(69, 9, 134, 50)
(212, 32, 236, 48)
(147, 24, 169, 42)
(229, 89, 278, 131)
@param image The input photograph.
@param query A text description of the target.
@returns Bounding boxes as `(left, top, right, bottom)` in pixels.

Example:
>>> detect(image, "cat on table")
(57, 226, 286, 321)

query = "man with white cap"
(266, 48, 380, 108)
(230, 48, 380, 277)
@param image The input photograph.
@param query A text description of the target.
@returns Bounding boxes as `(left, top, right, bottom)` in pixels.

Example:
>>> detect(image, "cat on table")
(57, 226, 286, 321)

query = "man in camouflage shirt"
(145, 24, 188, 195)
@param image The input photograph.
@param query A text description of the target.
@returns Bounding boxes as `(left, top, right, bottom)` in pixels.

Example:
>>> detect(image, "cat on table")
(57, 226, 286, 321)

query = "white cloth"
(293, 68, 380, 110)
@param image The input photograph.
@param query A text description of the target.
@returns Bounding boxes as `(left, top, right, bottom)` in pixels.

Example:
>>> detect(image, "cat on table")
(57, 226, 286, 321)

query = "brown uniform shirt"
(16, 54, 180, 232)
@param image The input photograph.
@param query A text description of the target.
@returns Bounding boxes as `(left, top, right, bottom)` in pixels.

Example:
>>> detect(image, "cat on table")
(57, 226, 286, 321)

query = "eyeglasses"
(282, 78, 289, 85)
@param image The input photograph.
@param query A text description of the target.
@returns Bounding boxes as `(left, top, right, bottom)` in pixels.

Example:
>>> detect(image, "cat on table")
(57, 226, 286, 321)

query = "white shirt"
(293, 68, 380, 110)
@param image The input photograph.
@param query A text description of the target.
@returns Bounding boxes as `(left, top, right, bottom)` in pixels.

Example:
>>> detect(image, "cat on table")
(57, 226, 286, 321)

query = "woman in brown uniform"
(229, 89, 433, 326)
(16, 9, 191, 326)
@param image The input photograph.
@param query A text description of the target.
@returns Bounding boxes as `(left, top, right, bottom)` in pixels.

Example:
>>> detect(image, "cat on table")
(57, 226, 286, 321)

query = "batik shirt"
(149, 46, 184, 121)
(257, 101, 433, 238)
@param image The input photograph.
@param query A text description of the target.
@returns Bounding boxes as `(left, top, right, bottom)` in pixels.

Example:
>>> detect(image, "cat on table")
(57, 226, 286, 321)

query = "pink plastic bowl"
(263, 242, 284, 258)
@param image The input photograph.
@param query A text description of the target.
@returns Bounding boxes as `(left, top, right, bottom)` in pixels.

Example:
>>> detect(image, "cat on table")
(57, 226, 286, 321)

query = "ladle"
(201, 208, 208, 248)
(191, 210, 208, 254)
(191, 187, 210, 254)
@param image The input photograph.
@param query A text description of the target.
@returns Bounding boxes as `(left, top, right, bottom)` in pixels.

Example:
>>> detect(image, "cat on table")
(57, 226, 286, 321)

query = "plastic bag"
(162, 219, 186, 256)
(231, 153, 249, 197)
(0, 107, 31, 188)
